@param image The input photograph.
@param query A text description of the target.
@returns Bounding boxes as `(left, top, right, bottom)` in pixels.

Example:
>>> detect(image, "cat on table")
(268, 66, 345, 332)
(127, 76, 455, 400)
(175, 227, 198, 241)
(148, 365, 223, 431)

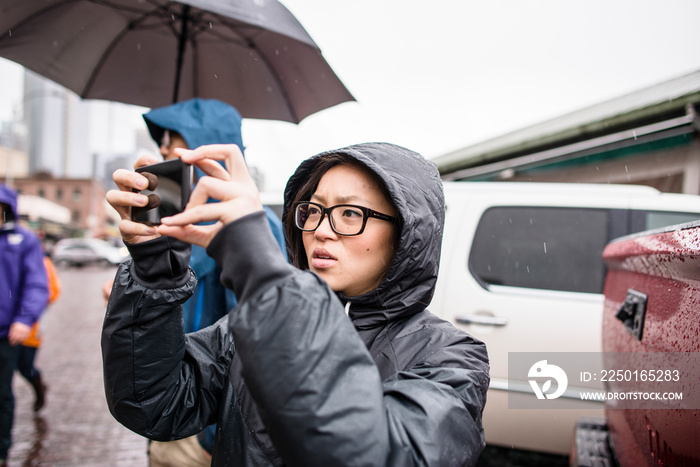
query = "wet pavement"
(3, 263, 570, 466)
(8, 264, 149, 466)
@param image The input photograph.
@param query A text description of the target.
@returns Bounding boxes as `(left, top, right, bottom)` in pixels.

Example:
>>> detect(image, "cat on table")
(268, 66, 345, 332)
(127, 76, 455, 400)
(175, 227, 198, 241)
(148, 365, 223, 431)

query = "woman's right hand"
(105, 154, 162, 245)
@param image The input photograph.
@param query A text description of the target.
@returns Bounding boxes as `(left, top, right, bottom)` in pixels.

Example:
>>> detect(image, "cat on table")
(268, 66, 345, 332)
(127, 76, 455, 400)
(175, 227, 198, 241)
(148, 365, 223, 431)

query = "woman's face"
(302, 164, 397, 297)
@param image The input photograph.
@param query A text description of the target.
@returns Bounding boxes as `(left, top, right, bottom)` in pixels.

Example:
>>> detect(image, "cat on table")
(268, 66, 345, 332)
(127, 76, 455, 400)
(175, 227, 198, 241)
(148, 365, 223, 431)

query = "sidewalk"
(8, 265, 149, 466)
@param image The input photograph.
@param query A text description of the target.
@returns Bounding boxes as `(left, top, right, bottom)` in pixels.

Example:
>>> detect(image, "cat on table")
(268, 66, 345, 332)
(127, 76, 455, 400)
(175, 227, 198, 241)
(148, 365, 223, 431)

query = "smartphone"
(131, 158, 194, 225)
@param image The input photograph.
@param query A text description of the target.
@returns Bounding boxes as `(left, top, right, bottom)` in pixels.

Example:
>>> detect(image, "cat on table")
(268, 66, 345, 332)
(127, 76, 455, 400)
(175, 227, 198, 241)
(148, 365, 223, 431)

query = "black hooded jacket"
(102, 142, 489, 466)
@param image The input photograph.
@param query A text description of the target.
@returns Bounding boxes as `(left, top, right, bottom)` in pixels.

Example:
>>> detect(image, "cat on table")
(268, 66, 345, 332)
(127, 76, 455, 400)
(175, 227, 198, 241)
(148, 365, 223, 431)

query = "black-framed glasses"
(293, 201, 397, 236)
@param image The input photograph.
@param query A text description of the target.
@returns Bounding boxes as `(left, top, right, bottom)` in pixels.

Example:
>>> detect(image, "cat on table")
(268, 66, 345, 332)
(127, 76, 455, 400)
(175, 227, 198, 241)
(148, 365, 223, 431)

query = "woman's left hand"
(157, 144, 263, 248)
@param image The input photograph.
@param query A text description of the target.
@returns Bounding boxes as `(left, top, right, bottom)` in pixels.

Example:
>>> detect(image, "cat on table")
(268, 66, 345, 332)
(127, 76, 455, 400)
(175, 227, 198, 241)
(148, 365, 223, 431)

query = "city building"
(23, 70, 91, 177)
(0, 114, 30, 181)
(1, 173, 118, 239)
(0, 70, 146, 239)
(0, 146, 29, 181)
(3, 68, 272, 241)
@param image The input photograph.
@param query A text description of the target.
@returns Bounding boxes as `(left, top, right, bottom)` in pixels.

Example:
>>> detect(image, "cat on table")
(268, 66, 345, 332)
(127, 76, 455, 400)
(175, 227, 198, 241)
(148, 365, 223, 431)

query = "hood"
(143, 98, 244, 151)
(283, 143, 445, 329)
(0, 183, 18, 225)
(144, 99, 244, 278)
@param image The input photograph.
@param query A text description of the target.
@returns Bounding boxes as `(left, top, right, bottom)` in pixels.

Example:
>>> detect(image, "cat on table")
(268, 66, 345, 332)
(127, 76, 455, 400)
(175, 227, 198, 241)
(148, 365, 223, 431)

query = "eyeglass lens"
(296, 203, 366, 235)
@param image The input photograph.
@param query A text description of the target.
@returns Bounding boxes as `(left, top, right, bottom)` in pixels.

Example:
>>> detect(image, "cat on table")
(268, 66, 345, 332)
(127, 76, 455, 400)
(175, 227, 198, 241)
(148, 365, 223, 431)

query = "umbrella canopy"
(0, 0, 355, 123)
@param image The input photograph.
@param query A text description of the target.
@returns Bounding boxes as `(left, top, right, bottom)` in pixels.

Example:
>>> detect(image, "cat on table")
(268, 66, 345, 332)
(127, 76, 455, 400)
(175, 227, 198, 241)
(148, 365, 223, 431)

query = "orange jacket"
(22, 257, 60, 348)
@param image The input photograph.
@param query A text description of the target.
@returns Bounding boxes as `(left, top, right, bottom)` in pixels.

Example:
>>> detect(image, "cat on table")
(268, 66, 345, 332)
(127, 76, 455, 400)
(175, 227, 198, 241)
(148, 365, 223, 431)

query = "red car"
(571, 221, 700, 466)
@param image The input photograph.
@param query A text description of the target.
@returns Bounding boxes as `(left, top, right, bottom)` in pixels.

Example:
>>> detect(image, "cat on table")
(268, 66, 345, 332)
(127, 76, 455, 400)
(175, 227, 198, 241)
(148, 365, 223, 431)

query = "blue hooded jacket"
(144, 99, 286, 333)
(0, 184, 48, 338)
(143, 99, 287, 454)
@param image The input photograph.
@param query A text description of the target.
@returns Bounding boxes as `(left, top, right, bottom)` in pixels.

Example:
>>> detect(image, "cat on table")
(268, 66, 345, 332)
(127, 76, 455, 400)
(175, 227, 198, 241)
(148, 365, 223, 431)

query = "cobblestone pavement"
(5, 263, 569, 467)
(8, 264, 149, 466)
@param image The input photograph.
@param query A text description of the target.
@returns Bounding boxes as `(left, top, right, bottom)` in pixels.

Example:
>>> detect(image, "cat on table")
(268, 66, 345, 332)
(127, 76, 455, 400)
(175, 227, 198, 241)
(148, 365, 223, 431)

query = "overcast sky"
(2, 0, 700, 191)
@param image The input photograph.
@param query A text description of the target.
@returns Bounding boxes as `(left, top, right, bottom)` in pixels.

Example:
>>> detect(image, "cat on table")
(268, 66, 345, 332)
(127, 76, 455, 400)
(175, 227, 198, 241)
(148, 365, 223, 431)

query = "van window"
(469, 207, 609, 294)
(631, 211, 700, 232)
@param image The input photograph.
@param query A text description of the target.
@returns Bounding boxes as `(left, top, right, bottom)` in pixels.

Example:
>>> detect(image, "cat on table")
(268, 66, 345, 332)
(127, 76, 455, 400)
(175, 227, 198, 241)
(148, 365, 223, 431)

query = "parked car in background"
(571, 220, 700, 466)
(51, 238, 130, 267)
(431, 182, 700, 457)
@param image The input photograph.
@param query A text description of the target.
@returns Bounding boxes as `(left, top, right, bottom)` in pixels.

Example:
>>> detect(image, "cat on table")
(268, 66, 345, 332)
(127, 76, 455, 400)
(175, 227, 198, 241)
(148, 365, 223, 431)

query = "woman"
(102, 142, 489, 466)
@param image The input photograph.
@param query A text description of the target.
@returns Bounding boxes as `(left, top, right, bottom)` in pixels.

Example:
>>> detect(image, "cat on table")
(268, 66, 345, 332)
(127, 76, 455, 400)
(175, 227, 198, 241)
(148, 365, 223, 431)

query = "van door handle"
(456, 314, 508, 326)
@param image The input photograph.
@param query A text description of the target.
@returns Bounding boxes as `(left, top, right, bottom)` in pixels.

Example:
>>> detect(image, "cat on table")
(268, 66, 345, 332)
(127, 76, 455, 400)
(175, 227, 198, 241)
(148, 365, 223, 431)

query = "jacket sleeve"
(264, 205, 288, 261)
(220, 206, 287, 313)
(381, 334, 489, 466)
(207, 211, 488, 466)
(101, 236, 234, 441)
(16, 231, 48, 326)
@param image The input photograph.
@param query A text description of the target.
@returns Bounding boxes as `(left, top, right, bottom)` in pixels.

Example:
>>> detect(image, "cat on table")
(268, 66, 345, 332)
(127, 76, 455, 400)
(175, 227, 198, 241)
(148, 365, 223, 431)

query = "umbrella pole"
(172, 5, 190, 103)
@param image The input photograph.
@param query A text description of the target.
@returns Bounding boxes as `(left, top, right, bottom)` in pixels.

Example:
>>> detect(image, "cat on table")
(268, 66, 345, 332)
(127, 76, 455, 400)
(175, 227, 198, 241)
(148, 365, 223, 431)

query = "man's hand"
(8, 322, 31, 346)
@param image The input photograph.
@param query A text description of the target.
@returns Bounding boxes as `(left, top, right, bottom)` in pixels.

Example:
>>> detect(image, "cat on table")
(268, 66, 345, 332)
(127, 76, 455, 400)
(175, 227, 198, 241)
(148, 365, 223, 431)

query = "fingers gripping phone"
(131, 159, 194, 225)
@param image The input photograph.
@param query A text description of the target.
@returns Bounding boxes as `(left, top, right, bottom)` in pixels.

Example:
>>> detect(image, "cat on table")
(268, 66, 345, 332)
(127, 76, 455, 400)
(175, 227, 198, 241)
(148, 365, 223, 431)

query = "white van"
(432, 182, 700, 456)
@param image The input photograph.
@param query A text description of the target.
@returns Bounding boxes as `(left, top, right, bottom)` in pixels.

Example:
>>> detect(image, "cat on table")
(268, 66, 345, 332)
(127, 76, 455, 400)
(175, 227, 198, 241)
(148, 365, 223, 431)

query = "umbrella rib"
(82, 20, 143, 97)
(242, 38, 299, 123)
(185, 16, 258, 49)
(0, 0, 80, 45)
(172, 4, 190, 102)
(93, 0, 158, 14)
(191, 36, 199, 97)
(192, 20, 301, 122)
(82, 2, 183, 99)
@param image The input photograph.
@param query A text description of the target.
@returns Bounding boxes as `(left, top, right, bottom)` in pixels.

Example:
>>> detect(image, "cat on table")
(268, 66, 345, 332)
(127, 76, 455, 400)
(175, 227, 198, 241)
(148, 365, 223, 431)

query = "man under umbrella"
(103, 98, 287, 465)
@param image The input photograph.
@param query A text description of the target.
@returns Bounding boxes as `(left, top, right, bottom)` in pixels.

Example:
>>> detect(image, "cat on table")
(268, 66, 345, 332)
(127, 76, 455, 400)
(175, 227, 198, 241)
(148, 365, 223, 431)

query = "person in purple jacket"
(0, 184, 48, 466)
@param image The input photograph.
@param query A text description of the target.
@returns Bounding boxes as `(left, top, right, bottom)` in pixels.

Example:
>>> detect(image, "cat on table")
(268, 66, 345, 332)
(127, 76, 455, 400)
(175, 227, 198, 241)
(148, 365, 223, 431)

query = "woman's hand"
(157, 144, 264, 248)
(105, 154, 162, 245)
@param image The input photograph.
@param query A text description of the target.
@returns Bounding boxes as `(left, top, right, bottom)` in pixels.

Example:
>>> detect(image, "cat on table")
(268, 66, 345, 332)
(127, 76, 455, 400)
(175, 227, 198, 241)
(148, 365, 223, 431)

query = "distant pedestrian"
(0, 184, 49, 466)
(17, 253, 61, 412)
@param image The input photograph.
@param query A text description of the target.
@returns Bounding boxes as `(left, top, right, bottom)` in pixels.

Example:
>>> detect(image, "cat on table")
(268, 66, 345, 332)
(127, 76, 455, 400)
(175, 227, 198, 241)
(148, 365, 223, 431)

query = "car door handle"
(456, 314, 508, 326)
(615, 289, 647, 341)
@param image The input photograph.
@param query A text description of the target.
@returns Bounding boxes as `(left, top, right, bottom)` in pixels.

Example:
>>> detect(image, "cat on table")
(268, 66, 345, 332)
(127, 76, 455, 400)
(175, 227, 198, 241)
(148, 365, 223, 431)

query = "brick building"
(1, 173, 117, 239)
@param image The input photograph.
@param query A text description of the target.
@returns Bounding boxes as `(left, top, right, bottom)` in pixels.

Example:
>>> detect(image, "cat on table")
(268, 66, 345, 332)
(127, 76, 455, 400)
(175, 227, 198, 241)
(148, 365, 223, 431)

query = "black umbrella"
(0, 0, 354, 123)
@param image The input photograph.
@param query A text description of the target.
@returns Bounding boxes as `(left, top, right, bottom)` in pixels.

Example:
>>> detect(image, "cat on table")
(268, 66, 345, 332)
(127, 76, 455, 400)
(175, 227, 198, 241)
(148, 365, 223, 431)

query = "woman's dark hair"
(284, 153, 399, 270)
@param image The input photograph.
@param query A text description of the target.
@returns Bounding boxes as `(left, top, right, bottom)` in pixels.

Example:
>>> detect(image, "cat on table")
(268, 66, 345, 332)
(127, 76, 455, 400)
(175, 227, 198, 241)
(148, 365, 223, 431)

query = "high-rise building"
(24, 70, 78, 176)
(22, 70, 143, 179)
